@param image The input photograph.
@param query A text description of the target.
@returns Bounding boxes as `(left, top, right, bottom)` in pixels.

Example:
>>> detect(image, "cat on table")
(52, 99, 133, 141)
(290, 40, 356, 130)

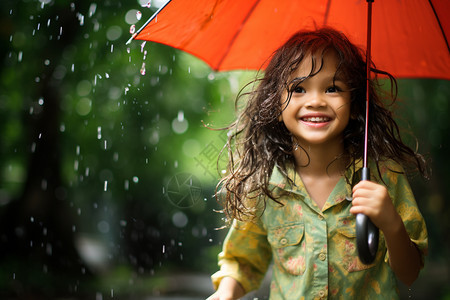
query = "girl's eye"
(326, 86, 342, 93)
(292, 86, 305, 93)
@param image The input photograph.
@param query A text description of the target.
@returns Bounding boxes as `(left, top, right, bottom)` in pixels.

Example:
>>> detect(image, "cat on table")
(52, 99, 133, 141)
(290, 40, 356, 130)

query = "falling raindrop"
(18, 51, 23, 62)
(136, 11, 142, 20)
(71, 64, 75, 72)
(104, 181, 108, 191)
(140, 62, 146, 75)
(77, 13, 85, 26)
(110, 44, 114, 53)
(97, 126, 102, 139)
(124, 180, 129, 190)
(132, 176, 139, 183)
(140, 41, 146, 52)
(142, 1, 152, 8)
(38, 97, 44, 105)
(41, 179, 47, 190)
(89, 3, 97, 17)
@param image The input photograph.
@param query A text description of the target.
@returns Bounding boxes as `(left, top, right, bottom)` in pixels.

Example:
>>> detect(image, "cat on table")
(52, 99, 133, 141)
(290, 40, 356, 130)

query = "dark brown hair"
(216, 27, 427, 220)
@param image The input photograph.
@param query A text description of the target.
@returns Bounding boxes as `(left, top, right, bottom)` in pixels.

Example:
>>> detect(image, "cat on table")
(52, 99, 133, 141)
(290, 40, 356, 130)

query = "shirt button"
(319, 253, 326, 261)
(280, 238, 288, 245)
(318, 290, 326, 298)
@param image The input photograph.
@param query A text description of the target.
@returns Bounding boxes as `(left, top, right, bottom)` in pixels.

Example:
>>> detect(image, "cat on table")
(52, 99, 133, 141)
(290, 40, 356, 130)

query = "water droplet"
(124, 180, 129, 190)
(140, 62, 146, 75)
(104, 181, 108, 191)
(38, 97, 44, 105)
(18, 51, 23, 62)
(89, 3, 97, 17)
(136, 11, 142, 20)
(71, 64, 75, 72)
(177, 110, 184, 122)
(97, 126, 102, 139)
(132, 176, 139, 183)
(142, 1, 151, 8)
(77, 13, 85, 25)
(162, 245, 165, 253)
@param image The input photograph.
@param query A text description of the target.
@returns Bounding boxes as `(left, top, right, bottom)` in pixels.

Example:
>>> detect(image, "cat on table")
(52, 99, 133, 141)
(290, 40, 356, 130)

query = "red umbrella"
(129, 0, 450, 79)
(127, 0, 450, 264)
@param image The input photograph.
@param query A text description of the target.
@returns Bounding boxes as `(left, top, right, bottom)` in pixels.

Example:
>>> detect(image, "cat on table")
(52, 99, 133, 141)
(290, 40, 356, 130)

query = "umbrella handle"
(355, 167, 379, 264)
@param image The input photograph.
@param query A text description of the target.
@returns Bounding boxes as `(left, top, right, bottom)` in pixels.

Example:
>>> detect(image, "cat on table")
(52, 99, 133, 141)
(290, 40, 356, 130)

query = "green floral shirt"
(211, 160, 428, 299)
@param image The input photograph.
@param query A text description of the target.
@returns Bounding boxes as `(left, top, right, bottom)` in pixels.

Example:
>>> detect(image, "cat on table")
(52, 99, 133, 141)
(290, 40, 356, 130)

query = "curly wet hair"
(216, 27, 428, 220)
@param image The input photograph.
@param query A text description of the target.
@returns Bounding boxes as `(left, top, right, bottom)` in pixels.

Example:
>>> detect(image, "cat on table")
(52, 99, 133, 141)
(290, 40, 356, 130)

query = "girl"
(207, 28, 428, 299)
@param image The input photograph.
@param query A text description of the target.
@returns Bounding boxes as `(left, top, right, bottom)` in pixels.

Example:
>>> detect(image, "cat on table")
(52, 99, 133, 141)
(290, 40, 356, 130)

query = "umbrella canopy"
(130, 0, 450, 79)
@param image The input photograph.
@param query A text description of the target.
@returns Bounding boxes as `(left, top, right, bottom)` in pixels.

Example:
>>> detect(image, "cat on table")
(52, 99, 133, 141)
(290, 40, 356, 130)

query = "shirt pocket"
(268, 223, 306, 275)
(333, 216, 377, 272)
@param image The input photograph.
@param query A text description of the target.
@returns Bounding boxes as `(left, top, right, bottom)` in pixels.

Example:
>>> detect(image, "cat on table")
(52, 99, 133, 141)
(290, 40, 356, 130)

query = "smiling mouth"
(301, 117, 331, 123)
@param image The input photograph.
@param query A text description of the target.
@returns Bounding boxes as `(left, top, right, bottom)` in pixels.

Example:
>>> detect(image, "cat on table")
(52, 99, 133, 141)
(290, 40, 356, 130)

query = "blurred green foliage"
(0, 0, 449, 299)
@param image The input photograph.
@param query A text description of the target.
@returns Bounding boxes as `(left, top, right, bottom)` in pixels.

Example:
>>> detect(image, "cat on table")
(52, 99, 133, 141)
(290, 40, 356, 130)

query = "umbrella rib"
(323, 0, 332, 25)
(215, 0, 262, 70)
(126, 0, 173, 45)
(428, 0, 450, 52)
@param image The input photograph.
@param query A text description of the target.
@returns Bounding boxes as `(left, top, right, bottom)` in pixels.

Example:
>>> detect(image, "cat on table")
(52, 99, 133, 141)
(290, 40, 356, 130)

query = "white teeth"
(302, 117, 330, 122)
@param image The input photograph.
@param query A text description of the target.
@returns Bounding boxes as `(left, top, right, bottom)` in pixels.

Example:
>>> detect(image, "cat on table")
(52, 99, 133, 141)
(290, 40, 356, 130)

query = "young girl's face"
(280, 49, 351, 149)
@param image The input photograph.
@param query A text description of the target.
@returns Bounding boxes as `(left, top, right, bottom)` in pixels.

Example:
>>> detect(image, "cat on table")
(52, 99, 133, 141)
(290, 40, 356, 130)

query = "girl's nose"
(305, 92, 326, 108)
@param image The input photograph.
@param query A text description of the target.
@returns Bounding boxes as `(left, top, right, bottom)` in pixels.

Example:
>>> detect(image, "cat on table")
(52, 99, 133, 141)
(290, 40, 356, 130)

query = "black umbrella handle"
(355, 167, 379, 264)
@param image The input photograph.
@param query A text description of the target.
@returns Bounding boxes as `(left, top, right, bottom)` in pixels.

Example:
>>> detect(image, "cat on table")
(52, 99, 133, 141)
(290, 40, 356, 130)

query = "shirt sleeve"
(383, 161, 428, 267)
(211, 218, 272, 293)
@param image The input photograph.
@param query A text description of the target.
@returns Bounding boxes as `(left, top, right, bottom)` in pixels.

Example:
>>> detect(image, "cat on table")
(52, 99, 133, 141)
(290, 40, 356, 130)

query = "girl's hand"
(349, 180, 402, 234)
(206, 277, 245, 300)
(350, 180, 422, 286)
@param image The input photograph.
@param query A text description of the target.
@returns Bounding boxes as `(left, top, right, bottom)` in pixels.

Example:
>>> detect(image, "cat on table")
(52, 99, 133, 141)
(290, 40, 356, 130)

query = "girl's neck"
(293, 141, 347, 178)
